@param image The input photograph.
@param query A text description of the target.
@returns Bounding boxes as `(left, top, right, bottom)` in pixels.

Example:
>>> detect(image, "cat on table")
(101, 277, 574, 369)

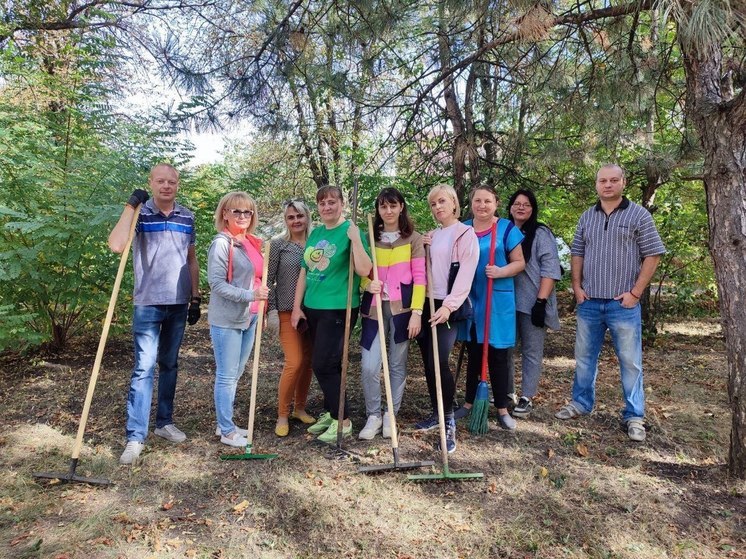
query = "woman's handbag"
(445, 230, 474, 322)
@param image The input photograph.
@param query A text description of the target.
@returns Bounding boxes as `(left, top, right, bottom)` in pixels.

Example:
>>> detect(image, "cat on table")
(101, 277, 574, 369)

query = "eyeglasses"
(511, 203, 532, 209)
(282, 198, 304, 209)
(229, 209, 254, 217)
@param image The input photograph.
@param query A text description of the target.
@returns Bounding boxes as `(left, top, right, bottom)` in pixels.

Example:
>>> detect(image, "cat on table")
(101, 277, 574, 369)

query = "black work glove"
(127, 188, 149, 208)
(187, 297, 201, 325)
(531, 298, 547, 328)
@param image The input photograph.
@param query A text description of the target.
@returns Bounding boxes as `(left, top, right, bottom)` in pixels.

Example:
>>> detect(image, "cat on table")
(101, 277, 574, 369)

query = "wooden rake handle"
(425, 245, 450, 469)
(246, 241, 271, 446)
(71, 204, 141, 461)
(366, 214, 400, 448)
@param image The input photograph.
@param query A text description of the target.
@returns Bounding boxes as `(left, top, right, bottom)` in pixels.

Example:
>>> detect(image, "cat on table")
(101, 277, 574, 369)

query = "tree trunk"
(682, 43, 746, 478)
(437, 3, 468, 201)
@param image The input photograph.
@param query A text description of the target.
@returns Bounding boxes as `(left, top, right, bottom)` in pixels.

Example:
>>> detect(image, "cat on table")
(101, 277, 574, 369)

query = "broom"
(468, 221, 496, 435)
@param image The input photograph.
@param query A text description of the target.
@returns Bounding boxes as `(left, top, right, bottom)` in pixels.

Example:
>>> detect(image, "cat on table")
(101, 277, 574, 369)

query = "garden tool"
(358, 214, 435, 474)
(34, 205, 143, 486)
(222, 242, 278, 461)
(408, 246, 483, 482)
(469, 221, 496, 435)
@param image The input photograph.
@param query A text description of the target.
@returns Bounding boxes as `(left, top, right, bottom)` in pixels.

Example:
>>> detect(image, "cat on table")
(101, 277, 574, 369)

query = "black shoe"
(453, 406, 471, 420)
(414, 414, 439, 431)
(513, 397, 533, 418)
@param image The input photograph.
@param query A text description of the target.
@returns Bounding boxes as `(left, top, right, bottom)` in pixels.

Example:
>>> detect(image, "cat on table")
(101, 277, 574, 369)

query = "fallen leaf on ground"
(232, 500, 250, 513)
(576, 443, 589, 457)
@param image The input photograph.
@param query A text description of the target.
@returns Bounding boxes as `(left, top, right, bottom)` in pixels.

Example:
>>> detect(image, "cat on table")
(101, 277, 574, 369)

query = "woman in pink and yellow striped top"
(358, 188, 426, 440)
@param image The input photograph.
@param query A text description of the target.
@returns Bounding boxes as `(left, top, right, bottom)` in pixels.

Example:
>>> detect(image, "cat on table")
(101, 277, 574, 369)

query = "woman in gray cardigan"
(208, 191, 269, 447)
(507, 189, 562, 418)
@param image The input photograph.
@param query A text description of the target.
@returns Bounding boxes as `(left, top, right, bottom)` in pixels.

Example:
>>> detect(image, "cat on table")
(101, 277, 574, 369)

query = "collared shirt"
(132, 199, 196, 306)
(571, 197, 665, 299)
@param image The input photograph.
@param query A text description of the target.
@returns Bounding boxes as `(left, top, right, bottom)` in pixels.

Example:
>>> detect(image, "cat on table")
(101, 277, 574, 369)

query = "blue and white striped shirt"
(132, 199, 196, 306)
(571, 197, 665, 299)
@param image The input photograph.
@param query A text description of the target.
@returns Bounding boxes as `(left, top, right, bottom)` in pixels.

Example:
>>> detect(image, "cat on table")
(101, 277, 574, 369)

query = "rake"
(408, 246, 483, 482)
(34, 205, 144, 486)
(221, 242, 278, 461)
(358, 214, 434, 474)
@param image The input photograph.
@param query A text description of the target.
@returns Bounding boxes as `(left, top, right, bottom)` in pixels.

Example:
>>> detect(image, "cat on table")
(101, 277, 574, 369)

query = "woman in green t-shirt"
(291, 186, 372, 443)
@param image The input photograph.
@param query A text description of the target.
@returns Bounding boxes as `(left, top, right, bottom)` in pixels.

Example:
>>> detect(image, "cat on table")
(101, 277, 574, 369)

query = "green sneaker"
(307, 412, 333, 435)
(316, 419, 353, 444)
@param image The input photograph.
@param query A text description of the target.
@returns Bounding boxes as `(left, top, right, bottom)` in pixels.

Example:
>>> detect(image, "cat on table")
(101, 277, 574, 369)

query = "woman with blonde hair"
(266, 199, 316, 437)
(414, 184, 479, 454)
(207, 191, 269, 447)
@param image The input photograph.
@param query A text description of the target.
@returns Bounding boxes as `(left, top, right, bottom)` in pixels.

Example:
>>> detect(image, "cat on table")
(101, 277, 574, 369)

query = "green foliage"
(0, 35, 192, 351)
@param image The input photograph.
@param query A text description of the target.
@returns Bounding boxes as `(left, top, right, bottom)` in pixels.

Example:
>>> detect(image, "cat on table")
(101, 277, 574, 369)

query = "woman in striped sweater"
(358, 188, 426, 440)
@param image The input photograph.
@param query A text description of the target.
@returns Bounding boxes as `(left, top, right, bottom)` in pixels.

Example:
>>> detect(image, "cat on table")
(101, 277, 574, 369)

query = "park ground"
(0, 299, 744, 559)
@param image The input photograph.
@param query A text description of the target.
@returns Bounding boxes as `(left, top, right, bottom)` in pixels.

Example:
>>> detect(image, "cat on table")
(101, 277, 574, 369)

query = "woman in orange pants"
(266, 200, 316, 436)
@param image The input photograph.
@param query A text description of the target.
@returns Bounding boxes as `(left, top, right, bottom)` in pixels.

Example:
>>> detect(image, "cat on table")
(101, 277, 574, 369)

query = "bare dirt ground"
(1, 303, 744, 559)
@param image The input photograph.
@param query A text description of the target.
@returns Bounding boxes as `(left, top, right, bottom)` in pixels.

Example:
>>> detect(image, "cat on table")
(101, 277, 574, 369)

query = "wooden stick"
(246, 242, 271, 446)
(336, 178, 359, 446)
(366, 214, 400, 449)
(425, 245, 450, 471)
(71, 205, 141, 461)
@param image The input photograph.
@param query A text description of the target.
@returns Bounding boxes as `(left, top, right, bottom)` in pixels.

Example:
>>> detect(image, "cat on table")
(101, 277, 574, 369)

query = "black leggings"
(305, 307, 359, 420)
(464, 323, 510, 409)
(416, 298, 459, 419)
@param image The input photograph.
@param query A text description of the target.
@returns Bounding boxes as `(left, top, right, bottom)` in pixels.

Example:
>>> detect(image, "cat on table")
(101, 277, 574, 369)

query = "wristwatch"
(412, 309, 423, 316)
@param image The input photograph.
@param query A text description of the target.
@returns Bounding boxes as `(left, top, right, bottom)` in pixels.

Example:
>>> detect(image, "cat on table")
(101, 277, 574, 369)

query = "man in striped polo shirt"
(108, 163, 201, 464)
(555, 164, 665, 442)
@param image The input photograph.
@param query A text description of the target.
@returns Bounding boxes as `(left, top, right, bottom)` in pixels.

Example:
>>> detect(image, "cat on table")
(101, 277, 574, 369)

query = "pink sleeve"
(442, 228, 479, 312)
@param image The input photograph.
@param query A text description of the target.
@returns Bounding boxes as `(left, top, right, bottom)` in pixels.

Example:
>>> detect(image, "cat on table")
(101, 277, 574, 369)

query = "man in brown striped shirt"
(555, 164, 665, 442)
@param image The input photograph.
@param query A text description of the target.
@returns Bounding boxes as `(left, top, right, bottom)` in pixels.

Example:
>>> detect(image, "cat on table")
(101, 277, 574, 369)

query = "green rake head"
(220, 444, 278, 461)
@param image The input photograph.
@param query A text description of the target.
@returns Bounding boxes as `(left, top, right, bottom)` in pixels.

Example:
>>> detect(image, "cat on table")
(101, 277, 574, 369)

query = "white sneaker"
(119, 441, 144, 465)
(220, 432, 248, 448)
(215, 426, 248, 437)
(154, 424, 187, 443)
(358, 415, 383, 440)
(382, 412, 393, 438)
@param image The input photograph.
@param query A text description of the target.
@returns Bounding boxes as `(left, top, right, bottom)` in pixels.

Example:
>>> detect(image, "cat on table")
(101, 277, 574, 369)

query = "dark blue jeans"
(126, 304, 188, 442)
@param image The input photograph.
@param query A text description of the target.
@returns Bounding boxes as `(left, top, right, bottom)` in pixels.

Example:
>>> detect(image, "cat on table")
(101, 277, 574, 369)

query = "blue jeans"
(572, 298, 644, 422)
(360, 302, 410, 417)
(211, 317, 258, 436)
(127, 304, 188, 442)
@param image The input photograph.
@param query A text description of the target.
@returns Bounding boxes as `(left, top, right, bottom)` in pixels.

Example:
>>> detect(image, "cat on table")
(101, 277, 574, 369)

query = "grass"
(0, 312, 744, 558)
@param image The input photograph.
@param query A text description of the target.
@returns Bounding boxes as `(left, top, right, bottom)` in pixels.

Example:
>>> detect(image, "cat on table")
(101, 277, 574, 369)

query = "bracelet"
(190, 296, 202, 304)
(629, 291, 640, 299)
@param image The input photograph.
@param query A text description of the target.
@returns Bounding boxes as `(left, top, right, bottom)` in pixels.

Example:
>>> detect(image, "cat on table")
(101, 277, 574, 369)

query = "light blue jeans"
(360, 302, 410, 417)
(211, 317, 257, 436)
(127, 304, 188, 442)
(571, 298, 644, 422)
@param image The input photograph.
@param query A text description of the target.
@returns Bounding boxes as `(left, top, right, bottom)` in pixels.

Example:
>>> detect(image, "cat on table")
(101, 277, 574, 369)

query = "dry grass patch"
(0, 314, 743, 559)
